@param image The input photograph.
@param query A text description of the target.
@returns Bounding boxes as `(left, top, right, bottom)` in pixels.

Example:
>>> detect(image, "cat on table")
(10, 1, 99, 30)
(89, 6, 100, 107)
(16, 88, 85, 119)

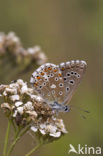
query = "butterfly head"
(50, 101, 71, 112)
(64, 105, 70, 112)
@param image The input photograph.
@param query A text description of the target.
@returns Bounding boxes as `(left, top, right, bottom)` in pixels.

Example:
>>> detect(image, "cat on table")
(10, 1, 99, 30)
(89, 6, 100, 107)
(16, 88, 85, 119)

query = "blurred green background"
(0, 0, 103, 156)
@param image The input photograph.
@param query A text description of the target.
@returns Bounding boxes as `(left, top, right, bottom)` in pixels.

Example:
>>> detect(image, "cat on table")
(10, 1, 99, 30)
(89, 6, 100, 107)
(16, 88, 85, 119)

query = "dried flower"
(0, 32, 47, 65)
(0, 32, 47, 84)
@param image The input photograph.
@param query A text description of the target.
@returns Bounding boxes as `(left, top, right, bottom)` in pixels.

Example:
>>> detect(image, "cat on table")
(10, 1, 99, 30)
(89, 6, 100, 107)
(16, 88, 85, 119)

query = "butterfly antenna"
(70, 105, 90, 113)
(70, 104, 90, 119)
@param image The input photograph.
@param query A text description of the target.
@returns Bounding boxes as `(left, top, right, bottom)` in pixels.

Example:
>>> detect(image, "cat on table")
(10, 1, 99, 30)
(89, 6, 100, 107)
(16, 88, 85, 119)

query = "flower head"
(0, 32, 47, 65)
(0, 79, 67, 141)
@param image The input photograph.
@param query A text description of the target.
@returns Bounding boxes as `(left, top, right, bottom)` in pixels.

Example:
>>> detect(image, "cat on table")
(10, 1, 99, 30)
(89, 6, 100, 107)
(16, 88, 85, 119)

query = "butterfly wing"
(30, 63, 65, 105)
(30, 60, 87, 109)
(59, 60, 87, 105)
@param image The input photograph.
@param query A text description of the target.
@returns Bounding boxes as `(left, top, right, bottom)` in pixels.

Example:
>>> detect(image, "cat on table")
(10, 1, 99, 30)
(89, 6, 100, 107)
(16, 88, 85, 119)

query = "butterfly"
(30, 60, 87, 112)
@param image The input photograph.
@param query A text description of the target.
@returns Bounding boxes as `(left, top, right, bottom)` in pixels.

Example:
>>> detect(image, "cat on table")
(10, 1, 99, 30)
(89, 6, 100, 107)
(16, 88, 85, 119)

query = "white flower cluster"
(31, 118, 67, 138)
(0, 79, 67, 139)
(0, 32, 47, 65)
(0, 79, 38, 123)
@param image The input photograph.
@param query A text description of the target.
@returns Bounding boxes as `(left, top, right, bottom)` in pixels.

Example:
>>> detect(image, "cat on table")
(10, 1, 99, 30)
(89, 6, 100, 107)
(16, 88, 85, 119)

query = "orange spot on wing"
(58, 73, 62, 77)
(48, 67, 52, 70)
(61, 67, 65, 71)
(37, 76, 41, 80)
(54, 69, 58, 72)
(44, 68, 48, 72)
(40, 72, 44, 76)
(34, 82, 38, 86)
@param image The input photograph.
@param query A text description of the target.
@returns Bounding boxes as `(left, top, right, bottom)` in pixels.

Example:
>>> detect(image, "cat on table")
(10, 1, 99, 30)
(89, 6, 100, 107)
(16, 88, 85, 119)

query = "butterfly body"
(30, 60, 87, 112)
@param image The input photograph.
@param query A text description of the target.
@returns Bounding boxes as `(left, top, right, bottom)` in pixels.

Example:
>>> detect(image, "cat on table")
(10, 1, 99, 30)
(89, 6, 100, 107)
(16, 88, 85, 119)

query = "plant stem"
(6, 125, 31, 156)
(11, 119, 16, 134)
(6, 132, 20, 156)
(3, 119, 11, 156)
(14, 126, 21, 139)
(25, 143, 42, 156)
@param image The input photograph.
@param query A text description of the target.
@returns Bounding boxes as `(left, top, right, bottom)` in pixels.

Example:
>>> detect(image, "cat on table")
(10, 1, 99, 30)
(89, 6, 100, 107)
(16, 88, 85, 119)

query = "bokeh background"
(0, 0, 103, 156)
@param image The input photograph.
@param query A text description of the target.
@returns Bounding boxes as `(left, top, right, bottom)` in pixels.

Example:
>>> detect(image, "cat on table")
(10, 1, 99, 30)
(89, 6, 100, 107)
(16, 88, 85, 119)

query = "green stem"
(6, 125, 31, 156)
(6, 132, 20, 156)
(11, 119, 16, 134)
(14, 126, 22, 139)
(25, 143, 42, 156)
(3, 120, 11, 156)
